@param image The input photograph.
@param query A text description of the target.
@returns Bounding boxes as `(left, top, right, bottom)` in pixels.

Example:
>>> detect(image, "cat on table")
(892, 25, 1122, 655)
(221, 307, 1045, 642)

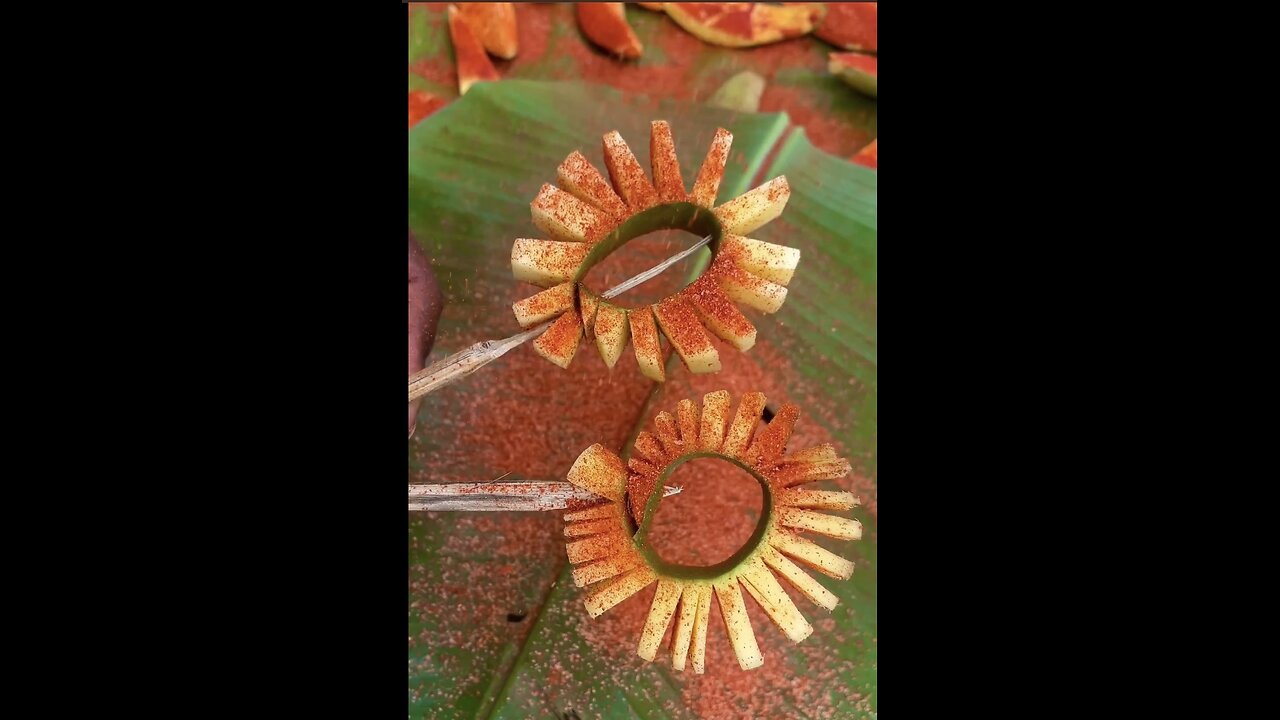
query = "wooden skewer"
(408, 480, 682, 512)
(408, 235, 712, 402)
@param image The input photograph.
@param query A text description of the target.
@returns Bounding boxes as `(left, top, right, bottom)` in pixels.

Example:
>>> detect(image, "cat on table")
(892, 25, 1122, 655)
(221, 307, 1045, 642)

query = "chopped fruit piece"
(577, 3, 644, 59)
(532, 306, 583, 368)
(592, 302, 629, 368)
(778, 507, 863, 541)
(775, 458, 853, 487)
(455, 2, 519, 59)
(664, 3, 819, 48)
(771, 530, 855, 580)
(740, 557, 813, 643)
(682, 276, 757, 351)
(714, 175, 790, 235)
(512, 282, 575, 328)
(563, 502, 620, 522)
(670, 584, 699, 671)
(579, 286, 601, 333)
(707, 70, 765, 113)
(813, 1, 876, 52)
(447, 5, 500, 95)
(408, 90, 447, 128)
(676, 399, 699, 446)
(723, 234, 801, 286)
(511, 238, 590, 287)
(711, 253, 789, 314)
(762, 545, 839, 611)
(721, 391, 767, 459)
(778, 489, 860, 512)
(714, 579, 764, 670)
(653, 411, 682, 455)
(584, 565, 657, 618)
(778, 443, 838, 465)
(566, 443, 628, 501)
(573, 551, 643, 588)
(689, 128, 732, 207)
(632, 431, 666, 463)
(629, 308, 666, 382)
(557, 151, 630, 219)
(649, 121, 687, 203)
(530, 183, 613, 243)
(852, 139, 877, 169)
(566, 530, 628, 564)
(626, 468, 658, 527)
(628, 455, 661, 477)
(829, 52, 877, 98)
(602, 130, 660, 212)
(698, 390, 731, 452)
(564, 517, 620, 538)
(745, 403, 799, 465)
(638, 580, 682, 661)
(653, 296, 722, 374)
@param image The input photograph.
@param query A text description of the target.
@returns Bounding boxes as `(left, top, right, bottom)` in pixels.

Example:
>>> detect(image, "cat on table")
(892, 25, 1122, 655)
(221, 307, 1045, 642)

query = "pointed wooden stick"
(408, 235, 711, 402)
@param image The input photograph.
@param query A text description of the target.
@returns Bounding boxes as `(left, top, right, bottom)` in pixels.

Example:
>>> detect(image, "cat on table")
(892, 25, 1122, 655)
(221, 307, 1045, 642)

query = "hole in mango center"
(579, 228, 710, 309)
(644, 457, 763, 567)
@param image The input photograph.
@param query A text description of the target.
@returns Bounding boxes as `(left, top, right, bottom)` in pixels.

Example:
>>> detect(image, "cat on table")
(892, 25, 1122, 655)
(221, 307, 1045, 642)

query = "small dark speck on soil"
(506, 612, 527, 622)
(562, 711, 581, 720)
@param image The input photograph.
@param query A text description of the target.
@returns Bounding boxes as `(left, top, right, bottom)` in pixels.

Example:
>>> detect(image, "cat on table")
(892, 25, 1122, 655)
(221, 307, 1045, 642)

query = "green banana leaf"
(409, 80, 876, 719)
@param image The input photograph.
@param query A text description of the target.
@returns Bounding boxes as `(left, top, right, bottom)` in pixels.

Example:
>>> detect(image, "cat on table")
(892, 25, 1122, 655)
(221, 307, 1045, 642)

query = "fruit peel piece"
(829, 51, 877, 98)
(577, 2, 644, 59)
(714, 175, 790, 235)
(447, 5, 501, 95)
(665, 3, 819, 48)
(653, 296, 722, 374)
(455, 2, 519, 59)
(852, 139, 877, 169)
(566, 443, 628, 501)
(812, 1, 876, 52)
(512, 282, 575, 328)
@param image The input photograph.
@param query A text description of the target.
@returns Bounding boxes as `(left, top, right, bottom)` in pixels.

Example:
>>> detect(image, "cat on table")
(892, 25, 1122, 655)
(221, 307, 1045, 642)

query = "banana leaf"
(409, 79, 876, 719)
